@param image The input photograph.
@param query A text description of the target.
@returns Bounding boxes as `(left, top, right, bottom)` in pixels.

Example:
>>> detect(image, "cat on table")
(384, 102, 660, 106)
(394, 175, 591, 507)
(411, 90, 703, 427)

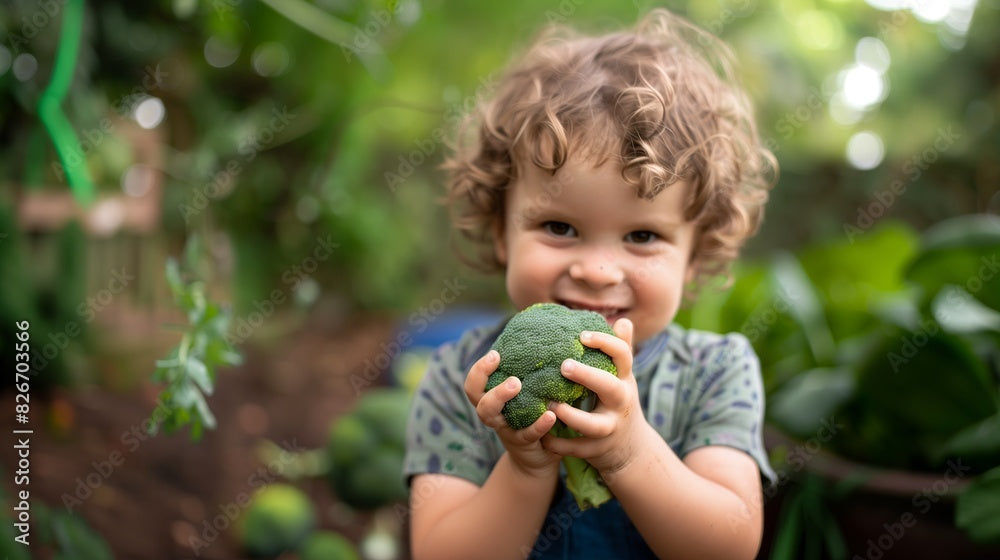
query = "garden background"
(1, 0, 999, 558)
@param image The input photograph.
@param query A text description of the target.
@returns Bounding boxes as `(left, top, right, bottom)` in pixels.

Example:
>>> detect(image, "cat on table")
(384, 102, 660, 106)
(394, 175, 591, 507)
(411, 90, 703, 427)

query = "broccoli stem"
(549, 421, 613, 510)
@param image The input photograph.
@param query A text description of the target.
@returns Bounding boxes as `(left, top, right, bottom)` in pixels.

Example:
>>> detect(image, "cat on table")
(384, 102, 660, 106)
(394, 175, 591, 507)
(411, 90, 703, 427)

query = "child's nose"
(568, 252, 625, 288)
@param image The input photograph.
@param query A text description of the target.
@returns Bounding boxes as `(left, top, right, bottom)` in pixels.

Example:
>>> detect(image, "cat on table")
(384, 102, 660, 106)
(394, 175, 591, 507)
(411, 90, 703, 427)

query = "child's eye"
(625, 230, 659, 244)
(543, 221, 576, 237)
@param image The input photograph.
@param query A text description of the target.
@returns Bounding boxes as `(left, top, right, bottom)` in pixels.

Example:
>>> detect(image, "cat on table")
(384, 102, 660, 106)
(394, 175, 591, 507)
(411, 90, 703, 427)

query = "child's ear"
(492, 218, 508, 266)
(684, 231, 701, 285)
(684, 262, 697, 285)
(684, 253, 700, 285)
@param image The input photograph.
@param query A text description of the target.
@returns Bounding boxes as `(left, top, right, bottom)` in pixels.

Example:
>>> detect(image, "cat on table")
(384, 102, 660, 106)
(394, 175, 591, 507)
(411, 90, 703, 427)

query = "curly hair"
(443, 9, 776, 288)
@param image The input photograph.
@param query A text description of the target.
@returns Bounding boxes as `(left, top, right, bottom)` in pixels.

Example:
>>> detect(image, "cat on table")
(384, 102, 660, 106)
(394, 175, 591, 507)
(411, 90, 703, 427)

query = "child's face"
(495, 154, 697, 345)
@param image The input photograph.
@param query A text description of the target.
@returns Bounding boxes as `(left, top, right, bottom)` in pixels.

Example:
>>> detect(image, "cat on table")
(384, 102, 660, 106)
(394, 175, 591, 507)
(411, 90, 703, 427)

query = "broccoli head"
(486, 303, 620, 510)
(486, 303, 618, 430)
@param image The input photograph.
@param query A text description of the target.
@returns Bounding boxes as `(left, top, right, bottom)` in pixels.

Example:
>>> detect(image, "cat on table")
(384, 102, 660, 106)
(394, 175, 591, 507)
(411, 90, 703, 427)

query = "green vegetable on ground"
(327, 387, 411, 510)
(299, 531, 360, 560)
(485, 303, 618, 510)
(238, 483, 316, 557)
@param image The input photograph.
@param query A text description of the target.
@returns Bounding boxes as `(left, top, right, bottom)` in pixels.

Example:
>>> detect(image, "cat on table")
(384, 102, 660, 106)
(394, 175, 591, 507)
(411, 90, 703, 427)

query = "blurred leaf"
(165, 259, 184, 299)
(771, 252, 836, 364)
(956, 466, 1000, 544)
(0, 524, 30, 560)
(769, 474, 845, 560)
(182, 234, 204, 278)
(173, 384, 197, 409)
(798, 222, 919, 340)
(186, 357, 213, 395)
(33, 501, 113, 560)
(935, 411, 1000, 464)
(906, 214, 1000, 311)
(259, 0, 359, 46)
(155, 357, 180, 369)
(932, 285, 1000, 334)
(769, 367, 853, 437)
(192, 390, 216, 431)
(838, 325, 996, 469)
(769, 487, 802, 560)
(681, 263, 768, 350)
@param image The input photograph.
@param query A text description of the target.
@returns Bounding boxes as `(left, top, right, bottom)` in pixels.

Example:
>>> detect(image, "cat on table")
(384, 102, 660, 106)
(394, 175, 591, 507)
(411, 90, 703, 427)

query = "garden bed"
(1, 305, 401, 559)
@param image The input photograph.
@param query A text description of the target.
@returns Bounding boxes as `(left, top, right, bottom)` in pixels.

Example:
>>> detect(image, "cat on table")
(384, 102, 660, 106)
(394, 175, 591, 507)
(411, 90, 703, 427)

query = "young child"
(404, 8, 777, 559)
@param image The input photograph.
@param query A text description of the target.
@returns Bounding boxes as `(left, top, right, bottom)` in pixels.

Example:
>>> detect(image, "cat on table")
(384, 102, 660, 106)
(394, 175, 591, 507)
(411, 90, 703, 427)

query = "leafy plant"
(680, 214, 1000, 546)
(0, 496, 113, 560)
(957, 466, 1000, 544)
(33, 501, 114, 560)
(768, 474, 847, 560)
(148, 238, 242, 439)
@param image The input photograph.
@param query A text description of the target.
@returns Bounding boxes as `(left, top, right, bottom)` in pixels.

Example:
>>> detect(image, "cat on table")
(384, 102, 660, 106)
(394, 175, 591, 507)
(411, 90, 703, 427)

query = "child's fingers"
(561, 358, 628, 409)
(475, 375, 521, 430)
(463, 350, 499, 404)
(612, 318, 634, 352)
(512, 410, 558, 443)
(476, 378, 557, 442)
(549, 402, 614, 439)
(542, 429, 604, 459)
(579, 322, 634, 382)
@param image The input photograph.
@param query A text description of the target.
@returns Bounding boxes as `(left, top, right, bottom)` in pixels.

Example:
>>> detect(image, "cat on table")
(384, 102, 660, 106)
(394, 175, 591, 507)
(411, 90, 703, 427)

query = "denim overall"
(529, 478, 657, 559)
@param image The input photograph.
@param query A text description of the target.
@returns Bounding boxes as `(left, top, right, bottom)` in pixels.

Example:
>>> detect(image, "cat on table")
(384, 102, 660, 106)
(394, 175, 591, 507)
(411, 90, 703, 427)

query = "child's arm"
(545, 320, 764, 559)
(602, 431, 764, 558)
(553, 416, 763, 558)
(409, 350, 561, 560)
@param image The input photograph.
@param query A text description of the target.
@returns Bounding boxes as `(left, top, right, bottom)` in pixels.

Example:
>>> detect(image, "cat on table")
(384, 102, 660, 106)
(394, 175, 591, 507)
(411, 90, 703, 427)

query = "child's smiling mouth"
(557, 299, 628, 324)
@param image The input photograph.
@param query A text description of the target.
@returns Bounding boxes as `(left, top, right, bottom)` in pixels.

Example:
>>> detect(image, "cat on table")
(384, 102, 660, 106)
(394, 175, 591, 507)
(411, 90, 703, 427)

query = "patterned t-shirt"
(403, 319, 775, 556)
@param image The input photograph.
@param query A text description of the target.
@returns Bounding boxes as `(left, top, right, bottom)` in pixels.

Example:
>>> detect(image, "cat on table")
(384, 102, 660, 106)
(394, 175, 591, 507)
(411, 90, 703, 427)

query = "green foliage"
(0, 500, 114, 560)
(769, 474, 847, 560)
(957, 466, 1000, 544)
(905, 214, 1000, 311)
(34, 502, 114, 560)
(148, 240, 242, 440)
(839, 324, 994, 467)
(238, 483, 317, 557)
(684, 214, 1000, 543)
(326, 387, 411, 510)
(5, 1, 998, 311)
(768, 367, 853, 437)
(936, 411, 1000, 473)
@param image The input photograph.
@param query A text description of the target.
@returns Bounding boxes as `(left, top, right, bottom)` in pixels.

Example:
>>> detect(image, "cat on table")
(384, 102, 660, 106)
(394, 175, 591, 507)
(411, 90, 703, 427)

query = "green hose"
(37, 0, 94, 206)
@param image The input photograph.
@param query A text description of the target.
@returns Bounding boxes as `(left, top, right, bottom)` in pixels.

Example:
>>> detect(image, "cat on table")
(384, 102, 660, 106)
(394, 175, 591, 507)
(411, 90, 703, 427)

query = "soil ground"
(1, 303, 402, 560)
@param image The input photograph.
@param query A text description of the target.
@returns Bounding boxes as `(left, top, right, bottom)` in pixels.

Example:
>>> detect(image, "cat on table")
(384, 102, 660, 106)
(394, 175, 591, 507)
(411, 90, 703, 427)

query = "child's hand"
(543, 318, 654, 476)
(464, 350, 561, 478)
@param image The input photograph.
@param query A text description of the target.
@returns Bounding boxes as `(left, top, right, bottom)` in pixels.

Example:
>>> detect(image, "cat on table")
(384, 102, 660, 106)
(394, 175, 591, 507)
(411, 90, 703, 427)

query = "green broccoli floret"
(487, 303, 617, 429)
(486, 302, 619, 509)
